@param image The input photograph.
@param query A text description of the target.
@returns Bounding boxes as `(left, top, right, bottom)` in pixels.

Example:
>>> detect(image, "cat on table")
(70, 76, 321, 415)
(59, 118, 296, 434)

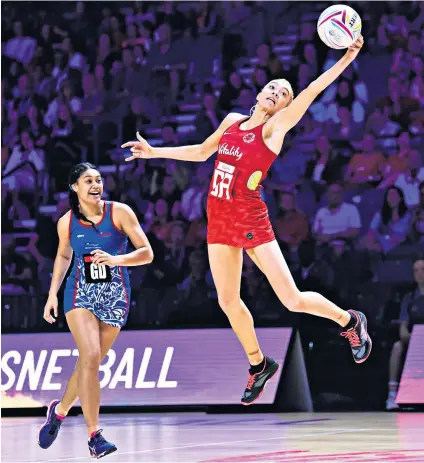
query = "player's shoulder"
(225, 112, 246, 123)
(110, 201, 136, 219)
(110, 201, 132, 212)
(57, 210, 72, 235)
(218, 112, 246, 133)
(58, 210, 72, 224)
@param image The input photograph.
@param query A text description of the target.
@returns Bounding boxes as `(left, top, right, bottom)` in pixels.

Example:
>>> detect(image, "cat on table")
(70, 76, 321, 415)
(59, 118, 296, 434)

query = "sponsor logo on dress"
(218, 143, 243, 161)
(77, 235, 84, 238)
(85, 243, 100, 249)
(243, 133, 255, 143)
(100, 232, 112, 237)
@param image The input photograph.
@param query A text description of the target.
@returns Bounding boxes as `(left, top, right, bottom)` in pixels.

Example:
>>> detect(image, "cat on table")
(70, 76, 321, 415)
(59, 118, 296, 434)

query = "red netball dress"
(207, 117, 278, 249)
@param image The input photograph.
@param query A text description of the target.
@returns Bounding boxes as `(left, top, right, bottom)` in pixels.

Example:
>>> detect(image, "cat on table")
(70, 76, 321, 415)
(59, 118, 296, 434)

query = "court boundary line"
(42, 428, 397, 462)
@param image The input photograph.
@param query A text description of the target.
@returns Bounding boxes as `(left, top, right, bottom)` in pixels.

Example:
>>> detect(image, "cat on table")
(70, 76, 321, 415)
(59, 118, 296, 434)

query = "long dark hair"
(381, 186, 408, 226)
(68, 162, 99, 230)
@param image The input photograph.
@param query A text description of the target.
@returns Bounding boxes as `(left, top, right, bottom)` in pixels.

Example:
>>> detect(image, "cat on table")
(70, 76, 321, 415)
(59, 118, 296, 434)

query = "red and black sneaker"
(241, 356, 279, 405)
(340, 310, 372, 364)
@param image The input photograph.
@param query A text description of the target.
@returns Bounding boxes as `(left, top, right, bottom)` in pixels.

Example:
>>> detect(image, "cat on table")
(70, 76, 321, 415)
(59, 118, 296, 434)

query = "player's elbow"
(199, 141, 217, 162)
(57, 252, 72, 262)
(198, 144, 210, 162)
(145, 247, 154, 264)
(307, 82, 322, 97)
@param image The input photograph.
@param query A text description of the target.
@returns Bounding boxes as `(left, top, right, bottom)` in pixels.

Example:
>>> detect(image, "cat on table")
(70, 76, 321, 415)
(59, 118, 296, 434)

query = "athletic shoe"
(340, 310, 372, 364)
(88, 429, 117, 459)
(38, 400, 65, 449)
(241, 356, 279, 405)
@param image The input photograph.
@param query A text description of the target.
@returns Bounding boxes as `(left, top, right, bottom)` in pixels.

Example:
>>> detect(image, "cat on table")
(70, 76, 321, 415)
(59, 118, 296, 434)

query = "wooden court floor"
(1, 412, 424, 462)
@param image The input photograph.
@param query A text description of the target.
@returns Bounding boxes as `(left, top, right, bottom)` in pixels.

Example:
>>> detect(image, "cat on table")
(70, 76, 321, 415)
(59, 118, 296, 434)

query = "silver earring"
(249, 105, 256, 116)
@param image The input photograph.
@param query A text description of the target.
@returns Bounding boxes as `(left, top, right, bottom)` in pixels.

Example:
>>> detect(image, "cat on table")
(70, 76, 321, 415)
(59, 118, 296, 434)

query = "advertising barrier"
(397, 324, 424, 405)
(1, 328, 292, 408)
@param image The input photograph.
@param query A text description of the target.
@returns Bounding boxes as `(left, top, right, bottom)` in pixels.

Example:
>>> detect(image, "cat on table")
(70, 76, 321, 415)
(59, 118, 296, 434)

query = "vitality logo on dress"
(218, 143, 243, 160)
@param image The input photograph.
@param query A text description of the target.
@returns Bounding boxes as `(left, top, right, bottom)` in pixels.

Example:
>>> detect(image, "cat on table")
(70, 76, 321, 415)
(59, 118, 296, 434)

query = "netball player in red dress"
(123, 35, 371, 405)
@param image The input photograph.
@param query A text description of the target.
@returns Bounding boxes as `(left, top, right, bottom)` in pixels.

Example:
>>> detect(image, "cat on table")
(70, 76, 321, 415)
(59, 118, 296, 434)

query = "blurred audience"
(344, 134, 385, 187)
(313, 183, 361, 246)
(360, 187, 412, 254)
(2, 2, 423, 346)
(274, 191, 309, 251)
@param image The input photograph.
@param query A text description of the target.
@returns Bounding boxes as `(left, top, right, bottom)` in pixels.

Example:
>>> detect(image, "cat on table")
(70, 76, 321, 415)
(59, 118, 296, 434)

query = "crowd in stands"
(2, 1, 424, 347)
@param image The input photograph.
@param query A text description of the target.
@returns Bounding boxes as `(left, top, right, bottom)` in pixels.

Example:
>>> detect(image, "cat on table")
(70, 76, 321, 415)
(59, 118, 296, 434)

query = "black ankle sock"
(344, 311, 356, 329)
(249, 356, 266, 374)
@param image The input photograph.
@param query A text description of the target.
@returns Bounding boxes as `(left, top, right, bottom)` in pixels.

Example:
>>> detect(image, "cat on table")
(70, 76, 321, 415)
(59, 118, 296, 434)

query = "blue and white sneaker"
(88, 430, 117, 459)
(340, 310, 372, 364)
(38, 400, 65, 449)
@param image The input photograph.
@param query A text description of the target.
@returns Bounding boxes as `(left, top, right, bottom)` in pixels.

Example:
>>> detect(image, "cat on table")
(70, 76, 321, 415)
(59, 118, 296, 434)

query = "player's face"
(75, 169, 103, 204)
(257, 81, 291, 115)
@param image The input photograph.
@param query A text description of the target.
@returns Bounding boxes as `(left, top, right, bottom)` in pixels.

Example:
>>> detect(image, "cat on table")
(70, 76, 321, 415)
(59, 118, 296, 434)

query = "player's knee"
(79, 348, 101, 369)
(283, 291, 304, 313)
(218, 295, 241, 314)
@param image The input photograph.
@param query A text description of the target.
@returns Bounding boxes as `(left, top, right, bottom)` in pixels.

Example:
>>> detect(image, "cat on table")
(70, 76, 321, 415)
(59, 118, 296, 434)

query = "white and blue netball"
(317, 5, 362, 49)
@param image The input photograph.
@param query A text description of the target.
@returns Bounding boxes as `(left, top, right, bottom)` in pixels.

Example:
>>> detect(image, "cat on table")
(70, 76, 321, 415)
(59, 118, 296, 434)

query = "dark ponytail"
(68, 162, 99, 230)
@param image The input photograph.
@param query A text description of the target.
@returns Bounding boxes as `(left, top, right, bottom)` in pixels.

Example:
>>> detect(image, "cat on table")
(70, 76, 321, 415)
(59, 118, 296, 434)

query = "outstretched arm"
(270, 35, 364, 134)
(121, 113, 244, 163)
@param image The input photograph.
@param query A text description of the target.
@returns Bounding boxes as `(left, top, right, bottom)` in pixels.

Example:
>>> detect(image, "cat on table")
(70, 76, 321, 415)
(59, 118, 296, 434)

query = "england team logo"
(243, 133, 255, 143)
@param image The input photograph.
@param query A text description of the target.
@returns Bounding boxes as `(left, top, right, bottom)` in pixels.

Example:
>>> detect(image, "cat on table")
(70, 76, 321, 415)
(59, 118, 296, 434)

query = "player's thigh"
(251, 240, 301, 308)
(99, 322, 121, 359)
(245, 248, 265, 273)
(207, 243, 243, 305)
(66, 308, 101, 367)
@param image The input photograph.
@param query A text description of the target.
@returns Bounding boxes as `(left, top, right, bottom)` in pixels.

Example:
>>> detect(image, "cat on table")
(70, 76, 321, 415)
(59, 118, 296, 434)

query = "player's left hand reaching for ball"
(345, 34, 364, 61)
(121, 132, 154, 161)
(91, 249, 120, 266)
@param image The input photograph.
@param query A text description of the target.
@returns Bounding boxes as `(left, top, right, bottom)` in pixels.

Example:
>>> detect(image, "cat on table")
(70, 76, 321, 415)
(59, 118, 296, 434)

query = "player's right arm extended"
(48, 214, 74, 297)
(121, 113, 243, 163)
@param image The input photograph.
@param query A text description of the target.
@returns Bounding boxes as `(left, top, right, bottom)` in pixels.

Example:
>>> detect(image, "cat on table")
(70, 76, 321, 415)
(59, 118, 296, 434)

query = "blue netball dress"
(63, 201, 131, 328)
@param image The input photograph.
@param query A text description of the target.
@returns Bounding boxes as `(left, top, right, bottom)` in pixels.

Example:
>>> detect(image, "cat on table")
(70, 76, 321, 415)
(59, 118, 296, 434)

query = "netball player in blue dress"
(38, 163, 153, 459)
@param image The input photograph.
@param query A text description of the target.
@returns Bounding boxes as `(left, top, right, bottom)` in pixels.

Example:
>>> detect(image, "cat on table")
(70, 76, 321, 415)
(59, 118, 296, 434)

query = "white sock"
(54, 404, 66, 418)
(88, 430, 100, 442)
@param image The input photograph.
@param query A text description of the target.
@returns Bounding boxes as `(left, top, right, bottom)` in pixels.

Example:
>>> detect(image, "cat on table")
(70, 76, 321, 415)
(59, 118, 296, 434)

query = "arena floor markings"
(2, 412, 423, 462)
